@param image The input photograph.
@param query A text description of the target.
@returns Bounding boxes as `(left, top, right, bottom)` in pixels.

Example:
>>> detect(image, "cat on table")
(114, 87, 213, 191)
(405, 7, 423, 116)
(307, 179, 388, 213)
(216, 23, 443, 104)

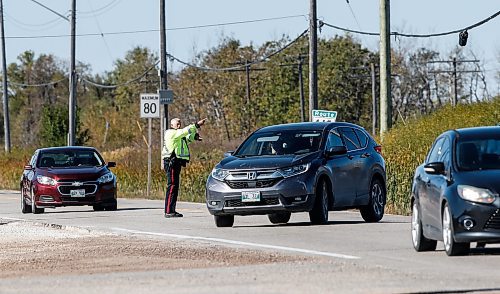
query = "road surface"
(1, 190, 499, 294)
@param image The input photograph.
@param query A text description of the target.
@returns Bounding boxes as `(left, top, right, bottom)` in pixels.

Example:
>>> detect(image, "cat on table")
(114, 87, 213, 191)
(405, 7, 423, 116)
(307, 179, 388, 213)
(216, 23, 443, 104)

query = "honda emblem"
(247, 172, 257, 180)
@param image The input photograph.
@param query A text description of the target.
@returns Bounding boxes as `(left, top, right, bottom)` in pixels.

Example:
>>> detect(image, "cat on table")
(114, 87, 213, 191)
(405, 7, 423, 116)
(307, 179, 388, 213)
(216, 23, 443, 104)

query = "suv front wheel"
(309, 180, 329, 225)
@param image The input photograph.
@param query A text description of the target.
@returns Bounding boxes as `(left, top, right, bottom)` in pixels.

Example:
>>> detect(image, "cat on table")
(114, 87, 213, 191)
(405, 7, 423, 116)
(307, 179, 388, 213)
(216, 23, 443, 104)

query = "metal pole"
(379, 0, 391, 137)
(0, 0, 10, 152)
(370, 62, 377, 136)
(68, 0, 76, 146)
(308, 0, 318, 120)
(453, 57, 457, 106)
(147, 118, 152, 197)
(245, 60, 251, 105)
(160, 0, 168, 167)
(298, 56, 305, 122)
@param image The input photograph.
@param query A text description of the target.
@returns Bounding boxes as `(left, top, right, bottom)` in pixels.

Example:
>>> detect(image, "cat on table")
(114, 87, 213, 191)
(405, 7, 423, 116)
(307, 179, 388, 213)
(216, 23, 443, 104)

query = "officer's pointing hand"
(197, 118, 207, 127)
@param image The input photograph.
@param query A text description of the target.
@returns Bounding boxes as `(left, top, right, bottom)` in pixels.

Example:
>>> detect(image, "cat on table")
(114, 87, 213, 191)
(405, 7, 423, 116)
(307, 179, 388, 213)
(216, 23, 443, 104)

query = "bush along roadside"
(382, 97, 500, 215)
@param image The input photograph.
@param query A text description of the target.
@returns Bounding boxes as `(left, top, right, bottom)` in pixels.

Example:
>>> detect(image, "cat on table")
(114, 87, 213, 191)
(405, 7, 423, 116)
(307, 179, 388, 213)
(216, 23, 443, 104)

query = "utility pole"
(68, 0, 77, 145)
(226, 62, 265, 131)
(309, 0, 318, 120)
(0, 0, 9, 152)
(160, 0, 168, 155)
(428, 59, 480, 106)
(370, 62, 377, 135)
(280, 55, 307, 122)
(379, 0, 391, 137)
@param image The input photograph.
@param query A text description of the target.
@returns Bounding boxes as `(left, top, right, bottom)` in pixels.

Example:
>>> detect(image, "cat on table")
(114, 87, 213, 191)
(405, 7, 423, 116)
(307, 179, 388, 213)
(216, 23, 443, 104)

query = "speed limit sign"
(140, 93, 160, 118)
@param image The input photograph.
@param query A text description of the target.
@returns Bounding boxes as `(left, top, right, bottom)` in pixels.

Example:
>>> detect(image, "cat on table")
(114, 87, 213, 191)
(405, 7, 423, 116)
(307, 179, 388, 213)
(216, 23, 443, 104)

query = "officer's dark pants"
(164, 158, 182, 214)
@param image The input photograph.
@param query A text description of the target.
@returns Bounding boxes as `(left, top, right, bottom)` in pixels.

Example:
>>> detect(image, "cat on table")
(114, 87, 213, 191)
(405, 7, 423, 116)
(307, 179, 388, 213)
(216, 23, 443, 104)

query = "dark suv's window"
(354, 129, 368, 148)
(326, 129, 343, 150)
(235, 130, 323, 156)
(340, 128, 361, 151)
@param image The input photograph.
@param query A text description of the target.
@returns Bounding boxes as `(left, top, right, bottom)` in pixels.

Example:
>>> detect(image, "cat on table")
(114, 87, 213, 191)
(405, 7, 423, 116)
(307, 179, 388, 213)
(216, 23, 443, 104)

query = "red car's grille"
(57, 182, 98, 195)
(225, 197, 280, 207)
(484, 209, 500, 230)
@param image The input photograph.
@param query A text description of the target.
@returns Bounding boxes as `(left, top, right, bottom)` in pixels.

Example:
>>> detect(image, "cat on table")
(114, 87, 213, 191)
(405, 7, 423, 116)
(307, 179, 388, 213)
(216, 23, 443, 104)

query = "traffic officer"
(162, 117, 207, 218)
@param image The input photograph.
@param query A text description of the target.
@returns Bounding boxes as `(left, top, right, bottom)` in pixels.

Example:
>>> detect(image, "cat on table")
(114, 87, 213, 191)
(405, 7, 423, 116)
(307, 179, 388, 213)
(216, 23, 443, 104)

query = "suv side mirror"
(325, 146, 347, 158)
(107, 161, 116, 168)
(424, 162, 445, 175)
(223, 151, 234, 158)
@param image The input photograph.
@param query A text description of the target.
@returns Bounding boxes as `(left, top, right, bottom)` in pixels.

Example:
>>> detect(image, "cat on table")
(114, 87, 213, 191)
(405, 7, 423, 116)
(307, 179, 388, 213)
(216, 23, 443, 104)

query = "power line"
(86, 0, 114, 61)
(81, 60, 160, 89)
(345, 0, 362, 31)
(28, 0, 69, 22)
(320, 10, 500, 38)
(8, 76, 68, 87)
(5, 14, 307, 39)
(79, 0, 121, 16)
(167, 29, 308, 72)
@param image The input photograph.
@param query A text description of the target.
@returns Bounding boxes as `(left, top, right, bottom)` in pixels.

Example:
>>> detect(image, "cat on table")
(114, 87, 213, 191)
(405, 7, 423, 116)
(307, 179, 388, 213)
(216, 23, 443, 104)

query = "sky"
(3, 0, 500, 94)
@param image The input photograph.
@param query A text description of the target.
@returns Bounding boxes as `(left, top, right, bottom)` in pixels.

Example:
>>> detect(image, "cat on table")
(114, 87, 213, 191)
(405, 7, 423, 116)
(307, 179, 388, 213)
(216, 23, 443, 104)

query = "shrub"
(383, 98, 500, 215)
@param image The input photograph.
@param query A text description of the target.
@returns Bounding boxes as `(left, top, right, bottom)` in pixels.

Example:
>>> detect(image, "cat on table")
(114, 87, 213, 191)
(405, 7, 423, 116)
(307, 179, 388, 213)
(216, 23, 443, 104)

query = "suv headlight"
(278, 163, 310, 178)
(97, 172, 114, 184)
(457, 185, 497, 204)
(211, 168, 229, 181)
(37, 175, 57, 186)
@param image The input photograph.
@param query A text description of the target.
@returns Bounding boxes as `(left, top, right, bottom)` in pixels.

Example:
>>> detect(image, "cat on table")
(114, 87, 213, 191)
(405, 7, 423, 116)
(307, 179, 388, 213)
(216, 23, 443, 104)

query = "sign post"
(140, 93, 160, 198)
(311, 109, 337, 122)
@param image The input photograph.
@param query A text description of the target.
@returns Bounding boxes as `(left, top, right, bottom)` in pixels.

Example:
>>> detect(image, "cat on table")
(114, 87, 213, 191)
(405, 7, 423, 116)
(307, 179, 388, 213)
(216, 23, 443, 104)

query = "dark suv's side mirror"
(325, 146, 348, 158)
(223, 151, 234, 158)
(107, 161, 116, 168)
(424, 162, 445, 175)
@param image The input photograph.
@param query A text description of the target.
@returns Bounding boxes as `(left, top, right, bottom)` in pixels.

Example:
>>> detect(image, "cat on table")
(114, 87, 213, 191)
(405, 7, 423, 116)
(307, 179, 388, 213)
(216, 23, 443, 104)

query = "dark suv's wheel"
(411, 201, 436, 251)
(268, 212, 291, 224)
(214, 215, 234, 227)
(104, 199, 118, 211)
(442, 203, 470, 256)
(360, 178, 385, 222)
(309, 180, 329, 225)
(21, 189, 32, 214)
(30, 187, 44, 214)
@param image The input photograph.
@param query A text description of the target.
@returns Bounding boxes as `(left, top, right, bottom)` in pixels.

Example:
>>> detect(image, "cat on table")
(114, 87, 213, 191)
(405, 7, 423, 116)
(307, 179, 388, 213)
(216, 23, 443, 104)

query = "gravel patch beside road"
(0, 220, 312, 280)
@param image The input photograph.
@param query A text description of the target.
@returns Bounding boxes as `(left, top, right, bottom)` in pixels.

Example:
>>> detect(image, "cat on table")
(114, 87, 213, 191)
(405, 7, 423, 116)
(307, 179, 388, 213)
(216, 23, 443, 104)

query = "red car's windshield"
(37, 150, 104, 168)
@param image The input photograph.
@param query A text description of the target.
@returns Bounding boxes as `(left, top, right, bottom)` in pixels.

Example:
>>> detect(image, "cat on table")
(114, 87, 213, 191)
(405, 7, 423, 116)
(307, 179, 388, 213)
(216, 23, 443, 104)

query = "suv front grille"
(225, 179, 280, 189)
(484, 209, 500, 230)
(225, 197, 280, 207)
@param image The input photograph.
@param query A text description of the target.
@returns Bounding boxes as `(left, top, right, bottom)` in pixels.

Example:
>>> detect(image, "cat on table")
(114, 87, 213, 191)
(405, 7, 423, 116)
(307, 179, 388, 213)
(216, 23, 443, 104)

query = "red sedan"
(20, 146, 117, 214)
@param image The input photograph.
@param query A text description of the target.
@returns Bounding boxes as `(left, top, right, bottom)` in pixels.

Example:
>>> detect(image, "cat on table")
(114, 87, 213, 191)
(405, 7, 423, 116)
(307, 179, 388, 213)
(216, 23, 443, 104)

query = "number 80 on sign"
(140, 93, 160, 118)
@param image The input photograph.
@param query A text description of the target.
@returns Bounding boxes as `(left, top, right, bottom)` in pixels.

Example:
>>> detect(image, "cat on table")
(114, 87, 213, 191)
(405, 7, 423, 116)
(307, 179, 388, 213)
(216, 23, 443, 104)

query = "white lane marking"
(1, 216, 25, 221)
(111, 227, 360, 260)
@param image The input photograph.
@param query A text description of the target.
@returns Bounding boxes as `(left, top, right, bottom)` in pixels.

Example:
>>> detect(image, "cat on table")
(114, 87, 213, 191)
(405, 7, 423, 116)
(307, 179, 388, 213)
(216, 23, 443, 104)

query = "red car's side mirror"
(24, 165, 33, 170)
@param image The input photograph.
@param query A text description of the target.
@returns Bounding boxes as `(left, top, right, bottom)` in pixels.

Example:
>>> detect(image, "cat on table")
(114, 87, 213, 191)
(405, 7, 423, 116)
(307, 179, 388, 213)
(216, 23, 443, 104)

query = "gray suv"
(206, 122, 386, 227)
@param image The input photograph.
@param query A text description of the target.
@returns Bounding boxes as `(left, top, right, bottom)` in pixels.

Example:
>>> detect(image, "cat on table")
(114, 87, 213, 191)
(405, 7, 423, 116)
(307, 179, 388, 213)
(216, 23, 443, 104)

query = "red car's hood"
(40, 166, 108, 181)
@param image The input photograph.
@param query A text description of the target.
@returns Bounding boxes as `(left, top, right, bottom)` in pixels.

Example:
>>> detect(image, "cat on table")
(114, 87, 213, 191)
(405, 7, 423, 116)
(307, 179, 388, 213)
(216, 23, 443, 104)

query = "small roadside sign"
(140, 93, 160, 118)
(158, 89, 173, 105)
(311, 109, 338, 122)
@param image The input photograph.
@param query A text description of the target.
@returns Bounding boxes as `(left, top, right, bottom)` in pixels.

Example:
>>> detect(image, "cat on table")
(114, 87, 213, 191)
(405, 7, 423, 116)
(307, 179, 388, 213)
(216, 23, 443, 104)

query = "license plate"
(70, 189, 85, 197)
(241, 191, 260, 202)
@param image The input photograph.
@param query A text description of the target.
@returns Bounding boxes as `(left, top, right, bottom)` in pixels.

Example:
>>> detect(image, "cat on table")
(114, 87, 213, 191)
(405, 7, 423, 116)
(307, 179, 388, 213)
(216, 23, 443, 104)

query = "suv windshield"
(38, 150, 104, 168)
(235, 130, 322, 157)
(456, 138, 500, 171)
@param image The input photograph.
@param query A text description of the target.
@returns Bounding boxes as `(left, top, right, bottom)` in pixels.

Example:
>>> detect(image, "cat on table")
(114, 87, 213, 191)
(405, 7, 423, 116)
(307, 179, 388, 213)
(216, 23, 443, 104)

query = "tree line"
(0, 34, 493, 150)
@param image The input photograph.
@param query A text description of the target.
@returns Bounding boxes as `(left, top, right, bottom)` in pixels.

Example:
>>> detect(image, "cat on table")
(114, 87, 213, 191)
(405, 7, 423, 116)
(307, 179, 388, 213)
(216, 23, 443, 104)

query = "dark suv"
(206, 122, 386, 227)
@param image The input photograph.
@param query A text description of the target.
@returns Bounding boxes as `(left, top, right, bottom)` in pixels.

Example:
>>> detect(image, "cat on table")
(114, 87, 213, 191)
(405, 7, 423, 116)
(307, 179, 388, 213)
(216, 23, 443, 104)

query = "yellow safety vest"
(161, 124, 197, 161)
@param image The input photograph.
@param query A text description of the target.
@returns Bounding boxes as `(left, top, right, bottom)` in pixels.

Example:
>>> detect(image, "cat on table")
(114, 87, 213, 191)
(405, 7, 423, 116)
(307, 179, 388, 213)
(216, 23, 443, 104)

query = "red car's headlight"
(37, 175, 57, 186)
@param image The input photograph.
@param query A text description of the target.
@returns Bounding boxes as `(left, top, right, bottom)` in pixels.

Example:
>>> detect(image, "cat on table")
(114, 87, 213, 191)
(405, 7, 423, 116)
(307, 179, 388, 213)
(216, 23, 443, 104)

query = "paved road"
(1, 189, 500, 293)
